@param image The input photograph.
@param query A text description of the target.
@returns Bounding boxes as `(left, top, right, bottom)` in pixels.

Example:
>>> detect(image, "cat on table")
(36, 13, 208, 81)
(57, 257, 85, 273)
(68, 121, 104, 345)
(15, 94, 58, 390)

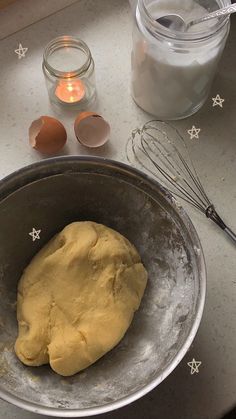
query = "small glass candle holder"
(42, 36, 96, 109)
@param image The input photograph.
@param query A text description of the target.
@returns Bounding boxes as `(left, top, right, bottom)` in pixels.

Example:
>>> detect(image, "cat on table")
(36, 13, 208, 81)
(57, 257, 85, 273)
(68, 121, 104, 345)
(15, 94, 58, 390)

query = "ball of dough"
(15, 222, 147, 376)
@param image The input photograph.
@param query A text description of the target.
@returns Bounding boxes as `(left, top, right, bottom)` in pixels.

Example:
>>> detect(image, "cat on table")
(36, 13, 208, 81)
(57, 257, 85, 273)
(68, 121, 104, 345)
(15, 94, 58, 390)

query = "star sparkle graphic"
(212, 94, 225, 108)
(29, 228, 41, 242)
(187, 125, 201, 140)
(14, 43, 28, 59)
(187, 358, 202, 375)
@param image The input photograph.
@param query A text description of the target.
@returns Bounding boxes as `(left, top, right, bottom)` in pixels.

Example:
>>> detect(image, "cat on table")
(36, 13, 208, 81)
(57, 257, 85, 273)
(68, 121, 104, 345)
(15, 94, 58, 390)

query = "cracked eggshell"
(74, 112, 110, 148)
(29, 116, 67, 155)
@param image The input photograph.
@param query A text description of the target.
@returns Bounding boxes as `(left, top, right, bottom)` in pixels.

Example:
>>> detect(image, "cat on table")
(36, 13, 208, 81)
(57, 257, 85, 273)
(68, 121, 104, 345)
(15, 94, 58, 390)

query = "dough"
(15, 222, 147, 376)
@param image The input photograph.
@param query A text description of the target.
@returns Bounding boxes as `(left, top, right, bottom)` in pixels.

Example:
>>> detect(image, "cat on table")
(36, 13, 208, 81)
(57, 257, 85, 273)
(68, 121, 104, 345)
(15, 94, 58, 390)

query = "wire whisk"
(126, 120, 236, 244)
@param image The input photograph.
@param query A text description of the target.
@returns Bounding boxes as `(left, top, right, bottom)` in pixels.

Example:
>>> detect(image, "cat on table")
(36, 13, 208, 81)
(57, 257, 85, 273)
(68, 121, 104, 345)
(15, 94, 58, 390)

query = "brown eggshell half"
(29, 116, 67, 155)
(74, 113, 110, 148)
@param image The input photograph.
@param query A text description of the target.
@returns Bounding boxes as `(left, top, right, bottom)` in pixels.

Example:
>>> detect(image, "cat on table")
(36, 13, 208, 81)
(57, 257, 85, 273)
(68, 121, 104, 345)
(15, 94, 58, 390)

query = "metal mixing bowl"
(0, 157, 206, 417)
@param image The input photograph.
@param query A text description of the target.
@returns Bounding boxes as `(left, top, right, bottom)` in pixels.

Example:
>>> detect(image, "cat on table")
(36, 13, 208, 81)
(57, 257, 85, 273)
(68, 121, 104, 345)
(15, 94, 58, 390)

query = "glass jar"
(131, 0, 230, 120)
(43, 36, 96, 109)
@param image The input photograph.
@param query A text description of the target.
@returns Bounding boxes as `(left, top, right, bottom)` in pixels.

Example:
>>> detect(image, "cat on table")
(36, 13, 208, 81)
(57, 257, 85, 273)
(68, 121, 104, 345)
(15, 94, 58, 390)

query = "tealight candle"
(55, 79, 85, 104)
(43, 36, 96, 109)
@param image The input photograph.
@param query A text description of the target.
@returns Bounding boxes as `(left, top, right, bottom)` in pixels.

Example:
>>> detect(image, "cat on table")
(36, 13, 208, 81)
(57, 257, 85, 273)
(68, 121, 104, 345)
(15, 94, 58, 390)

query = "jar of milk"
(131, 0, 230, 120)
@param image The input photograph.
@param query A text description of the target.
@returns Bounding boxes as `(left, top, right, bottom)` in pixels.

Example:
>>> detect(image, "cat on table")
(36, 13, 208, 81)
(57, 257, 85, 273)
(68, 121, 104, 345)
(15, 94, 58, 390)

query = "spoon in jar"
(157, 4, 236, 32)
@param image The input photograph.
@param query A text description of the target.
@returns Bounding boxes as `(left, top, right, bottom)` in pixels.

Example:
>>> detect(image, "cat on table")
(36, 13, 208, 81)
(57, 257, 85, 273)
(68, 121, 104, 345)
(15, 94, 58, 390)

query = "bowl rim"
(0, 156, 206, 417)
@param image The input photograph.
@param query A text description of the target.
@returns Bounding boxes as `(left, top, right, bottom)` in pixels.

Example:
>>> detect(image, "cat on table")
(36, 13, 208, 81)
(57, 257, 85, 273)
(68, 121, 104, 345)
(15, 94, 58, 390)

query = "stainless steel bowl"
(0, 157, 206, 417)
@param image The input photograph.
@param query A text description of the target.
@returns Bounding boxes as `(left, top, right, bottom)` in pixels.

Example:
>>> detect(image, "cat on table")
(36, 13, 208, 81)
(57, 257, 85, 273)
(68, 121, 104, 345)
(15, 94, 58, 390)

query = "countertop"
(0, 1, 235, 418)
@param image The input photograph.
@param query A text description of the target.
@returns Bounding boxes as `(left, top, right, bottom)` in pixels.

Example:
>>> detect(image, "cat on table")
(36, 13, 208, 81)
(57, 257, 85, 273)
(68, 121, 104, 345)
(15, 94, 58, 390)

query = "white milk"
(131, 0, 230, 119)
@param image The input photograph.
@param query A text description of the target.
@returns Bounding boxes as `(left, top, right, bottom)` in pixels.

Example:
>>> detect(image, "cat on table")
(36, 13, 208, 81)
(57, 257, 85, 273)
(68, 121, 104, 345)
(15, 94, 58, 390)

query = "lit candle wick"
(55, 79, 85, 103)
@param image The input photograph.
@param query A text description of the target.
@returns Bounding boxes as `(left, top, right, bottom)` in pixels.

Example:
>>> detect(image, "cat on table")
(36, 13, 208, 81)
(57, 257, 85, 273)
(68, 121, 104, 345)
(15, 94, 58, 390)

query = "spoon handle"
(190, 4, 236, 27)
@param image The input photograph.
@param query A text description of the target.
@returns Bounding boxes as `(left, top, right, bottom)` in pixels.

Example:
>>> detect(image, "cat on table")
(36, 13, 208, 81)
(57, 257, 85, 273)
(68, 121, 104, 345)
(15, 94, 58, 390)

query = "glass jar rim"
(137, 0, 231, 41)
(43, 35, 92, 78)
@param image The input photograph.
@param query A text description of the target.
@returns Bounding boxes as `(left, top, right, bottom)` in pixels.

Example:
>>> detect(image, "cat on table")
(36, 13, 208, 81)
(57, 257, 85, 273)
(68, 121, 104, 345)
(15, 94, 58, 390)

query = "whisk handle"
(224, 227, 236, 244)
(205, 205, 236, 245)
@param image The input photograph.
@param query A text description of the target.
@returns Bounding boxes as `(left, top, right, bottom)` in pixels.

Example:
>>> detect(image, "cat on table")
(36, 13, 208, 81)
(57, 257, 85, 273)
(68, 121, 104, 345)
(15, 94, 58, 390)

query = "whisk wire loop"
(126, 120, 236, 244)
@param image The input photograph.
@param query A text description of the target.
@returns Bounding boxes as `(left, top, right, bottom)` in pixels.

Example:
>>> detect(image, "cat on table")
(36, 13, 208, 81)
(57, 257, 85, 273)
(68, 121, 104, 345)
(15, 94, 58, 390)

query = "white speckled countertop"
(0, 1, 236, 418)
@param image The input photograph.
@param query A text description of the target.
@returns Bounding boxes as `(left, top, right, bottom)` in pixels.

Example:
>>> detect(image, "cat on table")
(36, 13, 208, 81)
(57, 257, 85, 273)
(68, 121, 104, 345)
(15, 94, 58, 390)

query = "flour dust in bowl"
(0, 157, 206, 417)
